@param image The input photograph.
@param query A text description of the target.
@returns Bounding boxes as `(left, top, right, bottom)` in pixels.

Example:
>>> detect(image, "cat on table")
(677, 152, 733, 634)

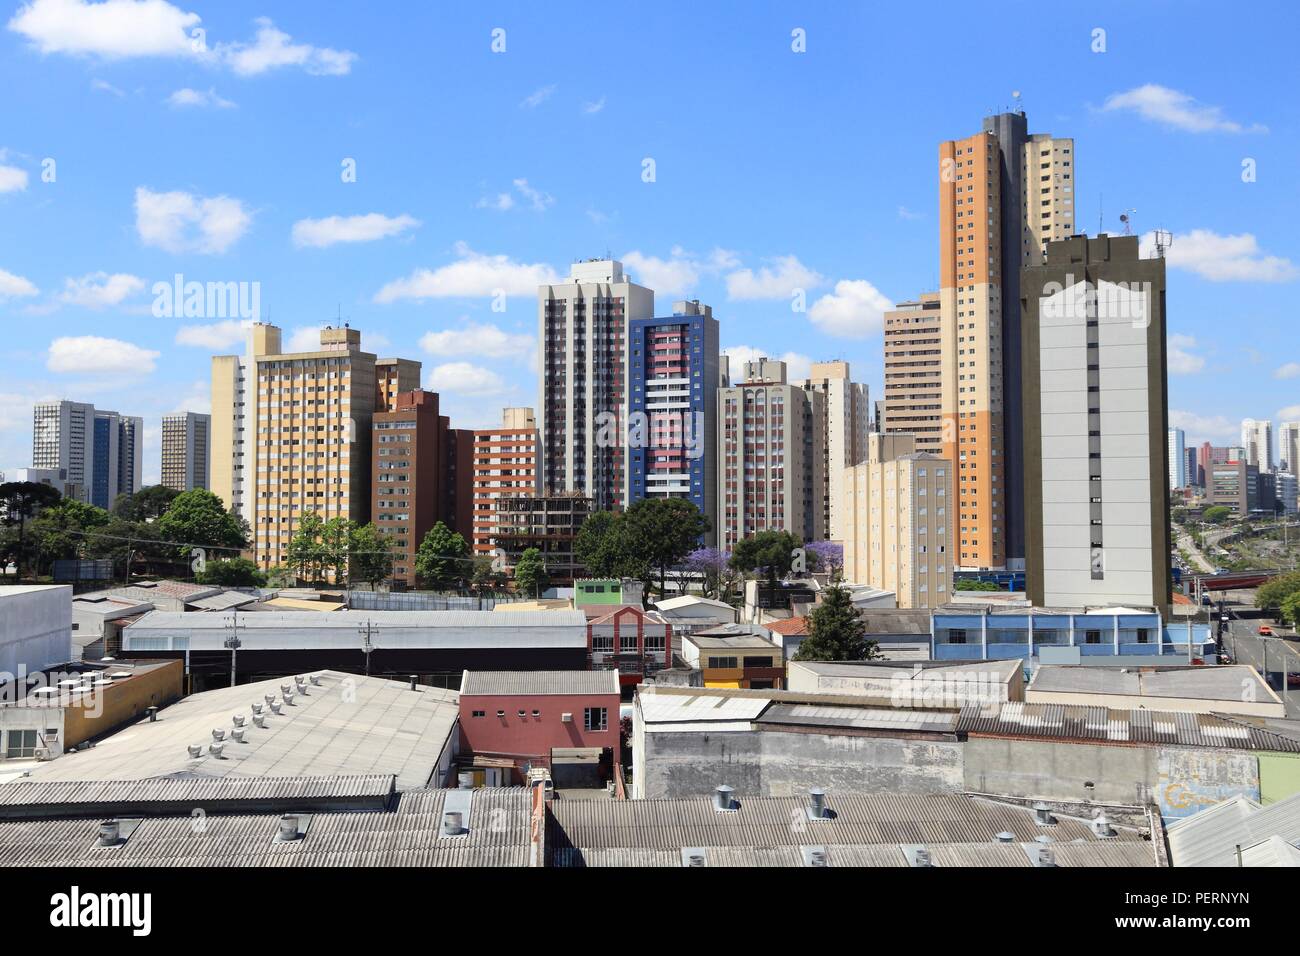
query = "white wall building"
(0, 585, 73, 680)
(1167, 427, 1186, 489)
(1241, 418, 1273, 472)
(800, 361, 870, 546)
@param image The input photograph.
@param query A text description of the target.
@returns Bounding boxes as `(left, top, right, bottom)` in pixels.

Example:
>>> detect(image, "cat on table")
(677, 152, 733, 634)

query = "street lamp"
(223, 608, 242, 689)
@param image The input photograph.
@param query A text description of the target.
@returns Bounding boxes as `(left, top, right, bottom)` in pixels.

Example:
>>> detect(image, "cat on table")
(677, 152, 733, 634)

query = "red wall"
(459, 692, 620, 762)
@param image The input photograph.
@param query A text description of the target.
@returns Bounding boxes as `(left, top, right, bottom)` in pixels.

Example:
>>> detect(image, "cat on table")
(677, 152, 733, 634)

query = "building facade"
(493, 493, 593, 583)
(799, 360, 870, 547)
(372, 390, 441, 588)
(472, 407, 539, 557)
(627, 300, 720, 539)
(838, 433, 953, 608)
(716, 358, 824, 550)
(161, 411, 211, 492)
(939, 111, 1075, 571)
(32, 401, 141, 508)
(1167, 427, 1186, 490)
(538, 259, 654, 511)
(1241, 418, 1273, 472)
(1021, 234, 1170, 609)
(1278, 422, 1299, 474)
(882, 293, 945, 455)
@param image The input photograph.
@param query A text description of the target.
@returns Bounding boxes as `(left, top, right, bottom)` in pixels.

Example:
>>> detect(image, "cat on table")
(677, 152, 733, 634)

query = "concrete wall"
(963, 737, 1157, 805)
(1155, 748, 1258, 820)
(0, 586, 72, 678)
(1257, 752, 1300, 806)
(63, 661, 183, 748)
(639, 727, 964, 799)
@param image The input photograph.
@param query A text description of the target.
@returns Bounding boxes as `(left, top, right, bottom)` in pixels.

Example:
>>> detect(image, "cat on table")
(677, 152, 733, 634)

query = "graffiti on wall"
(1157, 749, 1259, 820)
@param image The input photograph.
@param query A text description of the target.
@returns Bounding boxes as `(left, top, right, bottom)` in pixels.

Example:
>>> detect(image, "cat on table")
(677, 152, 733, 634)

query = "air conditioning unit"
(561, 712, 573, 723)
(33, 748, 53, 761)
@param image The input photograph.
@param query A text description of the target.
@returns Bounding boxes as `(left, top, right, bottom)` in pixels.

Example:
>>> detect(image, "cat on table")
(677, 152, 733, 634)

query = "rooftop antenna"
(1098, 194, 1103, 236)
(1119, 209, 1137, 236)
(1012, 89, 1023, 115)
(1153, 228, 1174, 259)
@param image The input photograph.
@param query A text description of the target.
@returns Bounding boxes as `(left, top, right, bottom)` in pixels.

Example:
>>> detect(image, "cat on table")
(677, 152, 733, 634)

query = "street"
(1219, 612, 1300, 718)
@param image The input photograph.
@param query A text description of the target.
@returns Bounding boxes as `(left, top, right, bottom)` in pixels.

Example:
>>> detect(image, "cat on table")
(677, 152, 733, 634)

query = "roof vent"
(270, 701, 282, 715)
(252, 703, 264, 715)
(309, 674, 322, 685)
(410, 675, 418, 691)
(807, 787, 829, 820)
(1092, 813, 1116, 838)
(232, 714, 246, 727)
(278, 814, 302, 842)
(211, 728, 226, 741)
(912, 848, 933, 867)
(1033, 802, 1057, 826)
(186, 744, 202, 758)
(712, 785, 737, 813)
(803, 845, 830, 867)
(281, 684, 293, 697)
(231, 728, 246, 743)
(97, 819, 122, 848)
(252, 714, 266, 729)
(681, 848, 708, 867)
(995, 831, 1015, 843)
(443, 811, 466, 836)
(1034, 846, 1056, 867)
(209, 742, 225, 758)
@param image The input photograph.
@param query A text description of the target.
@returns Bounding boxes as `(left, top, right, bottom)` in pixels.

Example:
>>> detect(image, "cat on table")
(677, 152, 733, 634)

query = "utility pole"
(359, 618, 377, 676)
(223, 607, 242, 689)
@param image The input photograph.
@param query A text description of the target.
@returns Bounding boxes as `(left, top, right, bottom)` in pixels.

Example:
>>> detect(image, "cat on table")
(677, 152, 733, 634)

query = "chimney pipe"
(1092, 814, 1116, 838)
(232, 714, 246, 727)
(278, 814, 300, 841)
(209, 742, 224, 757)
(146, 706, 158, 722)
(808, 787, 827, 819)
(97, 820, 121, 847)
(231, 728, 245, 743)
(443, 811, 465, 836)
(1033, 802, 1056, 826)
(1035, 846, 1056, 867)
(270, 700, 282, 715)
(211, 728, 226, 741)
(309, 674, 321, 685)
(712, 785, 736, 812)
(410, 675, 418, 691)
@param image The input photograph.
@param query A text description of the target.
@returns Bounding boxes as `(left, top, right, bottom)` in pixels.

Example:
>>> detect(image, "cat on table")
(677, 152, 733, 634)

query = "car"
(1258, 625, 1273, 636)
(1289, 673, 1300, 690)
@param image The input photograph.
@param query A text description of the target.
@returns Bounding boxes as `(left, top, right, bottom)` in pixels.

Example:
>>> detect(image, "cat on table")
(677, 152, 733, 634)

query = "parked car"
(1258, 625, 1273, 636)
(1289, 672, 1300, 689)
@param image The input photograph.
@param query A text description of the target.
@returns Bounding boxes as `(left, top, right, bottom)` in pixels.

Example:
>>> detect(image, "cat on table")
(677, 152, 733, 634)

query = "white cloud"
(374, 242, 560, 302)
(1169, 410, 1239, 444)
(1101, 84, 1267, 134)
(174, 318, 251, 349)
(166, 86, 234, 109)
(0, 268, 38, 299)
(0, 165, 29, 192)
(897, 205, 922, 220)
(8, 0, 199, 58)
(218, 17, 355, 77)
(168, 378, 210, 415)
(582, 96, 606, 114)
(808, 279, 892, 338)
(291, 212, 419, 248)
(726, 255, 825, 300)
(91, 77, 124, 96)
(426, 362, 507, 397)
(1275, 363, 1300, 381)
(420, 322, 535, 363)
(47, 335, 159, 374)
(723, 345, 812, 383)
(135, 186, 251, 254)
(8, 4, 356, 77)
(519, 84, 556, 109)
(57, 271, 145, 308)
(1167, 333, 1206, 375)
(1278, 405, 1300, 421)
(1141, 229, 1298, 283)
(476, 192, 514, 212)
(621, 247, 740, 297)
(512, 178, 553, 212)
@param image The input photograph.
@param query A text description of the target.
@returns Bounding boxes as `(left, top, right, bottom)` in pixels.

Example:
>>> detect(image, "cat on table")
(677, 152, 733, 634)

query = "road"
(1174, 526, 1215, 573)
(1218, 612, 1300, 719)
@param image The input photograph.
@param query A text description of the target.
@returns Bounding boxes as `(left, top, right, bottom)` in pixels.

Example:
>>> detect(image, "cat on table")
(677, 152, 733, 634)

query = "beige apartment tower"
(161, 411, 211, 492)
(799, 361, 870, 547)
(472, 407, 540, 556)
(882, 293, 945, 454)
(838, 433, 952, 608)
(210, 323, 421, 570)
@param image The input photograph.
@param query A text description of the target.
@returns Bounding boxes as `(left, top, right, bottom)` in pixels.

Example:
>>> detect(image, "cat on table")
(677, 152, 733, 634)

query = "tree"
(286, 510, 327, 583)
(1281, 591, 1300, 627)
(678, 547, 734, 600)
(197, 557, 267, 587)
(514, 547, 549, 597)
(573, 510, 626, 578)
(415, 521, 470, 590)
(730, 530, 800, 584)
(321, 516, 356, 584)
(1257, 571, 1300, 614)
(28, 499, 111, 574)
(804, 540, 844, 581)
(0, 481, 63, 581)
(470, 555, 507, 591)
(155, 489, 248, 563)
(348, 523, 394, 588)
(1202, 505, 1232, 525)
(621, 498, 710, 601)
(792, 584, 879, 661)
(112, 484, 180, 523)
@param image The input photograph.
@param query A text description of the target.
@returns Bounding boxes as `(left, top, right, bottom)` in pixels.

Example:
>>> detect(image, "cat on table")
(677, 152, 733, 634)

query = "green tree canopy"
(286, 510, 327, 583)
(29, 499, 111, 573)
(0, 481, 63, 580)
(414, 521, 470, 590)
(112, 484, 180, 522)
(513, 547, 549, 597)
(197, 557, 267, 588)
(1257, 571, 1300, 614)
(348, 522, 394, 588)
(155, 489, 248, 562)
(792, 584, 879, 662)
(730, 530, 801, 583)
(622, 498, 710, 599)
(1201, 505, 1233, 524)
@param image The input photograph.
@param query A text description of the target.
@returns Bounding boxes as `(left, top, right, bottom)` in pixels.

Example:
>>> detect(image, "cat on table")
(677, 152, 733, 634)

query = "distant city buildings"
(1167, 427, 1186, 490)
(161, 411, 210, 492)
(799, 361, 870, 549)
(472, 408, 540, 558)
(882, 294, 945, 455)
(32, 400, 142, 508)
(1278, 421, 1300, 475)
(1241, 418, 1273, 472)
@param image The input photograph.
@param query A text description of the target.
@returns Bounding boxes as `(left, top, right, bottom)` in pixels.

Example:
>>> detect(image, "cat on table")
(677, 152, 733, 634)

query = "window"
(1136, 628, 1150, 644)
(584, 707, 608, 732)
(742, 656, 773, 668)
(471, 710, 486, 718)
(1085, 629, 1102, 645)
(707, 656, 738, 669)
(5, 729, 38, 758)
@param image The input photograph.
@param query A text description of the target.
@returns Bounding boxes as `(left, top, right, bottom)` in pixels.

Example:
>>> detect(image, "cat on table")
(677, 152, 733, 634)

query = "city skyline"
(1, 2, 1297, 489)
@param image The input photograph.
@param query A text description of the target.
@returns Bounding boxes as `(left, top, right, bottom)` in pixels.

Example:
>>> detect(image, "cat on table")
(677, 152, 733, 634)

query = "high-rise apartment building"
(1167, 427, 1186, 490)
(161, 411, 211, 492)
(472, 407, 539, 557)
(371, 390, 441, 588)
(882, 294, 945, 454)
(538, 259, 654, 511)
(1276, 472, 1298, 515)
(1209, 459, 1259, 515)
(939, 111, 1075, 571)
(1021, 234, 1169, 609)
(1185, 447, 1200, 489)
(1242, 418, 1273, 472)
(211, 323, 421, 570)
(32, 401, 142, 508)
(627, 300, 720, 538)
(1279, 422, 1300, 474)
(838, 433, 952, 608)
(716, 358, 824, 550)
(799, 360, 870, 546)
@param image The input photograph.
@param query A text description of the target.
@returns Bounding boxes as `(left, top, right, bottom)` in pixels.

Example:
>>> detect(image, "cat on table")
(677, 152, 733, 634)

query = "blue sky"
(1, 0, 1297, 483)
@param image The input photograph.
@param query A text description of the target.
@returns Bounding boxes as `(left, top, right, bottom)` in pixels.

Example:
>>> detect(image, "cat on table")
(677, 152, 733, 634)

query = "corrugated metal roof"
(460, 670, 619, 697)
(0, 788, 533, 867)
(1027, 664, 1272, 702)
(757, 703, 958, 733)
(129, 609, 587, 629)
(639, 693, 771, 725)
(1166, 791, 1300, 867)
(957, 702, 1300, 752)
(17, 671, 459, 790)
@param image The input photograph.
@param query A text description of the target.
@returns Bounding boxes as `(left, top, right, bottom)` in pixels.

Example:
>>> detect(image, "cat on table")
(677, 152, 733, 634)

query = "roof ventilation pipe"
(1033, 802, 1057, 826)
(278, 815, 301, 841)
(808, 787, 828, 820)
(712, 785, 736, 812)
(443, 811, 465, 836)
(1092, 814, 1116, 838)
(97, 820, 121, 847)
(995, 831, 1015, 843)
